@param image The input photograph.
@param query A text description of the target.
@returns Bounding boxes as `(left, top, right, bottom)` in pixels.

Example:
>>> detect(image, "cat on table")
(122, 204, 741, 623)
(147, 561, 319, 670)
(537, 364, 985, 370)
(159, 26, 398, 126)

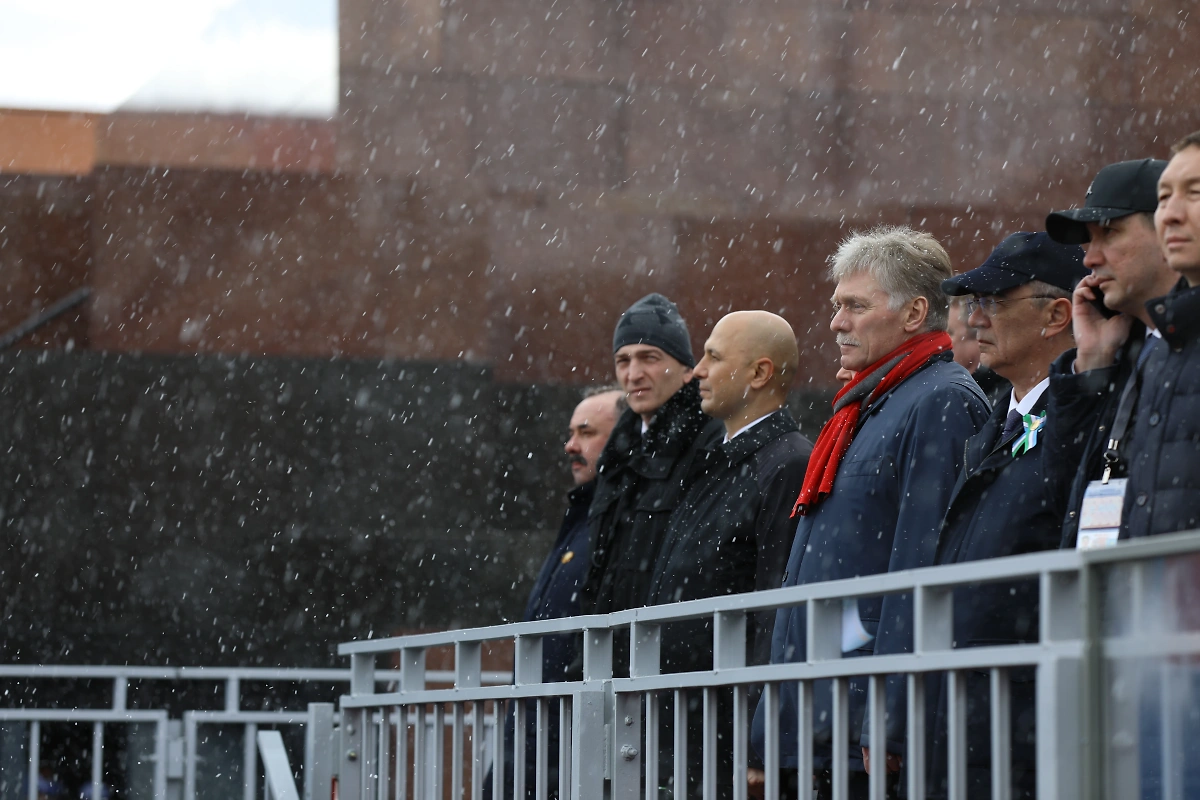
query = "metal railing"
(0, 665, 510, 800)
(332, 531, 1200, 800)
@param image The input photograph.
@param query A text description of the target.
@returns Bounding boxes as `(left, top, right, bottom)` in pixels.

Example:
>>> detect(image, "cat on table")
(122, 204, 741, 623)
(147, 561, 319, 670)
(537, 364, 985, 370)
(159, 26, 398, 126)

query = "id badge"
(1077, 478, 1127, 550)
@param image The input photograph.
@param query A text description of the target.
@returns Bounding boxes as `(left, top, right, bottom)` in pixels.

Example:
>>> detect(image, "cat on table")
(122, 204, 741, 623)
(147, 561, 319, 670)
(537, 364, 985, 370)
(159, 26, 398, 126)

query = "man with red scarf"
(748, 226, 991, 800)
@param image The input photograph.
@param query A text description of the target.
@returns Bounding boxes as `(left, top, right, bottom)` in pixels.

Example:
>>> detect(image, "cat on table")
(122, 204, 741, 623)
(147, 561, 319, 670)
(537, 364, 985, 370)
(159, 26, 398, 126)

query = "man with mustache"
(1042, 157, 1177, 547)
(486, 386, 625, 800)
(749, 226, 990, 800)
(647, 310, 813, 800)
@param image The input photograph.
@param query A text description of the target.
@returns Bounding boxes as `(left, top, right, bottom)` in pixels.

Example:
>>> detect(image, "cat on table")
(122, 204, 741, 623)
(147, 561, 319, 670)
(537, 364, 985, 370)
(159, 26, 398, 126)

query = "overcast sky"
(0, 0, 336, 117)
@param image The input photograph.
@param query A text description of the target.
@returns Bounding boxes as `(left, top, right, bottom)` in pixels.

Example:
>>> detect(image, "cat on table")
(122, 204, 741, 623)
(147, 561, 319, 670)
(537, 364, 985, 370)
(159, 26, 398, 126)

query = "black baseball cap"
(941, 232, 1087, 296)
(1045, 158, 1168, 244)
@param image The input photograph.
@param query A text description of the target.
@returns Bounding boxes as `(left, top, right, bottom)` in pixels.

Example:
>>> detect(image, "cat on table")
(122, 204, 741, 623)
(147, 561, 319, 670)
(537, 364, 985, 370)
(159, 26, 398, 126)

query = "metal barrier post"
(306, 704, 335, 800)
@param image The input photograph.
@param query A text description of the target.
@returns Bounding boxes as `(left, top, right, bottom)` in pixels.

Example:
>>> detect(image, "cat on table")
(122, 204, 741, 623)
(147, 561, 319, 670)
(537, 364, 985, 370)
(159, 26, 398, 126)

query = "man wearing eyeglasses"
(889, 232, 1086, 799)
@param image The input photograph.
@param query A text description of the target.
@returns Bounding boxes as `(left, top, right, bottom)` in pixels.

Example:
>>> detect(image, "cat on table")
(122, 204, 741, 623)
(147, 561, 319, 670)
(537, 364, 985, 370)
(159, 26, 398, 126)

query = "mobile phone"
(1090, 285, 1120, 319)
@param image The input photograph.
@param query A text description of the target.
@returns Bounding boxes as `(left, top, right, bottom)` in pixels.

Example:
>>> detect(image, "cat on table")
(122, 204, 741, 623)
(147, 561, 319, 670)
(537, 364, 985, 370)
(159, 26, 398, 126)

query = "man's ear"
(903, 296, 930, 333)
(1046, 297, 1073, 338)
(749, 357, 776, 390)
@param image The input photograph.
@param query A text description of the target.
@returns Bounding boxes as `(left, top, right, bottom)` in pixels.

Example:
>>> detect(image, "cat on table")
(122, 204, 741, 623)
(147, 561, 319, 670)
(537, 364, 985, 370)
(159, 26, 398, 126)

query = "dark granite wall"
(0, 349, 831, 667)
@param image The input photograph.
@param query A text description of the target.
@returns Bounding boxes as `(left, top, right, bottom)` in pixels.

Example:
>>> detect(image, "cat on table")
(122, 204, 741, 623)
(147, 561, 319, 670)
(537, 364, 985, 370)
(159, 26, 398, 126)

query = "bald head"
(694, 310, 800, 436)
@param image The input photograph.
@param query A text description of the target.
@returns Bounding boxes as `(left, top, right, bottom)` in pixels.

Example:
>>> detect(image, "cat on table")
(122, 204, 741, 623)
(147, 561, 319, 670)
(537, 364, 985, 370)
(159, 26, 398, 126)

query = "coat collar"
(966, 390, 1049, 474)
(1146, 278, 1200, 347)
(709, 408, 798, 464)
(596, 379, 709, 479)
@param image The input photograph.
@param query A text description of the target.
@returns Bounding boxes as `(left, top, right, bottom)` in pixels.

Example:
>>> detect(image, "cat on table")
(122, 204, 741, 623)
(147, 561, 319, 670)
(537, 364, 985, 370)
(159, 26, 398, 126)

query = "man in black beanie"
(581, 293, 723, 620)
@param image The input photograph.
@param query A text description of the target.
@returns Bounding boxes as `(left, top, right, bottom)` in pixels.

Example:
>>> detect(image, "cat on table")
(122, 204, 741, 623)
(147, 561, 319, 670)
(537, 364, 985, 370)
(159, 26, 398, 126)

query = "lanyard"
(1100, 335, 1149, 483)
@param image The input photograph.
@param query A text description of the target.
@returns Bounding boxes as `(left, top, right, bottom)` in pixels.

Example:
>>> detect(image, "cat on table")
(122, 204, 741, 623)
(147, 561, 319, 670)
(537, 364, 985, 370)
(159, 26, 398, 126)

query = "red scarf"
(791, 330, 952, 517)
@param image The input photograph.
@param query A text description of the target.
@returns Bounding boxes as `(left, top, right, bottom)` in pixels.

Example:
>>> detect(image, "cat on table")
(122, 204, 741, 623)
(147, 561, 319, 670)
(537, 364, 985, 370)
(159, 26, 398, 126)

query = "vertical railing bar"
(244, 722, 259, 800)
(906, 673, 925, 800)
(514, 698, 527, 800)
(703, 687, 717, 800)
(492, 701, 506, 800)
(471, 703, 485, 800)
(990, 668, 1011, 800)
(452, 703, 465, 800)
(535, 698, 549, 800)
(645, 693, 659, 800)
(184, 713, 198, 800)
(673, 689, 687, 800)
(1161, 661, 1182, 800)
(732, 685, 748, 800)
(91, 721, 104, 800)
(396, 707, 409, 800)
(947, 671, 967, 800)
(432, 704, 446, 800)
(415, 706, 428, 800)
(763, 683, 779, 800)
(831, 678, 848, 800)
(154, 716, 169, 800)
(797, 681, 813, 800)
(867, 675, 885, 800)
(26, 720, 39, 800)
(379, 709, 393, 800)
(559, 697, 572, 800)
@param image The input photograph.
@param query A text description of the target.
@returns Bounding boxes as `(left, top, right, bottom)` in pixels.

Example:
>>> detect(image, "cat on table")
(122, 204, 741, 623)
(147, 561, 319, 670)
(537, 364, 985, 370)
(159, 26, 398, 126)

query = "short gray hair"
(828, 225, 954, 332)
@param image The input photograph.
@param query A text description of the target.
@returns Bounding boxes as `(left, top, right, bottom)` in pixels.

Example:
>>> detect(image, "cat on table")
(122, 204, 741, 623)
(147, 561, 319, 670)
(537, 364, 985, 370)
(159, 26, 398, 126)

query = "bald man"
(646, 311, 814, 800)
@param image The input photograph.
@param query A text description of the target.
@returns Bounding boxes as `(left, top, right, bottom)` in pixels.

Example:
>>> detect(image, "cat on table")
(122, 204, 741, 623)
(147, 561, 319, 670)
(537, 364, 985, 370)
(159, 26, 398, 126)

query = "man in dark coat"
(486, 387, 625, 800)
(1042, 157, 1178, 547)
(920, 232, 1087, 799)
(749, 226, 990, 800)
(582, 293, 723, 620)
(1120, 132, 1200, 539)
(647, 311, 813, 800)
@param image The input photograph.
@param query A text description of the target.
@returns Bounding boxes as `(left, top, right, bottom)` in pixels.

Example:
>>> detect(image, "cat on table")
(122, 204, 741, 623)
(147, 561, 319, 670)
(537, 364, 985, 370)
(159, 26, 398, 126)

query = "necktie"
(1001, 409, 1023, 442)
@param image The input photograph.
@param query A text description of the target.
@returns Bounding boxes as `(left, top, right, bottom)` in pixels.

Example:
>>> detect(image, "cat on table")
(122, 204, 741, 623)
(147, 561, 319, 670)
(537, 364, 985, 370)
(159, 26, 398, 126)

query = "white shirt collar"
(723, 410, 778, 444)
(1147, 326, 1163, 339)
(1007, 377, 1050, 417)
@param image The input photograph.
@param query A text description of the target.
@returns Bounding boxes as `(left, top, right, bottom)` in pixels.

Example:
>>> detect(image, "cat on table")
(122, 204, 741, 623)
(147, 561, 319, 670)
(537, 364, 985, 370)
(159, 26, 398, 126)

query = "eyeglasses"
(965, 294, 1058, 317)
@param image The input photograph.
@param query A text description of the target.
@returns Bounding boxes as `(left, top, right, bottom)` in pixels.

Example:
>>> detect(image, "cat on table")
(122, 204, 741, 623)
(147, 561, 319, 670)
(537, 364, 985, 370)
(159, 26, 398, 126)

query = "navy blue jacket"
(750, 355, 989, 772)
(921, 391, 1068, 798)
(524, 480, 595, 678)
(1044, 320, 1153, 548)
(484, 481, 595, 800)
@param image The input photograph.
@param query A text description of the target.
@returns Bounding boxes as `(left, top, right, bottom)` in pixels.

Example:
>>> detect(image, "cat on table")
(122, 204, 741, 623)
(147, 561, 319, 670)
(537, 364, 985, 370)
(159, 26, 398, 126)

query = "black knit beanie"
(611, 293, 695, 367)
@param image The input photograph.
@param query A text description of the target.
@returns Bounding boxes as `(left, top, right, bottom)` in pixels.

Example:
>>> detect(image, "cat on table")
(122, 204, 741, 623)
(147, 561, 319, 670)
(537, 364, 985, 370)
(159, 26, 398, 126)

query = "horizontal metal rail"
(333, 531, 1200, 800)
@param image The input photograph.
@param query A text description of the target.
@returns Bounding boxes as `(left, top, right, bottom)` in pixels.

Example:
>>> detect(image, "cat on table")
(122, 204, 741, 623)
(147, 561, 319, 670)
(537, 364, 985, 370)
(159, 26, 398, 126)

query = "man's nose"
(1082, 244, 1104, 269)
(564, 435, 579, 453)
(968, 306, 989, 328)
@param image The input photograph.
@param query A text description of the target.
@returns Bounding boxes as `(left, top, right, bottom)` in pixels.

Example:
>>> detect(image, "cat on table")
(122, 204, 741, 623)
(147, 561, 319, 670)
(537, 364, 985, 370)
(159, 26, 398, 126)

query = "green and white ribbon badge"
(1011, 412, 1046, 457)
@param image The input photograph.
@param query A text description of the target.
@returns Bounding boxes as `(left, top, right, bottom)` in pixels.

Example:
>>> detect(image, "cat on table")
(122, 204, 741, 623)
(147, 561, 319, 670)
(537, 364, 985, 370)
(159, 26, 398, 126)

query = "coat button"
(1155, 304, 1166, 314)
(1136, 493, 1148, 506)
(1149, 412, 1161, 426)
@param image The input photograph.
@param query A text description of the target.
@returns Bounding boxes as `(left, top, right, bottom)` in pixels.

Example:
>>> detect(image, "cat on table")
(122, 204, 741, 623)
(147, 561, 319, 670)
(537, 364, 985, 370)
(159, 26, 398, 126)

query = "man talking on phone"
(1042, 158, 1178, 548)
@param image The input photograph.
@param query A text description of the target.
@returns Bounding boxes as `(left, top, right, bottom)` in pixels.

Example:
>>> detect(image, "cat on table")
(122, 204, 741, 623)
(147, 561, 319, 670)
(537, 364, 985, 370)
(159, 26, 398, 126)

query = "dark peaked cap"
(612, 293, 695, 367)
(942, 232, 1087, 296)
(1045, 158, 1167, 245)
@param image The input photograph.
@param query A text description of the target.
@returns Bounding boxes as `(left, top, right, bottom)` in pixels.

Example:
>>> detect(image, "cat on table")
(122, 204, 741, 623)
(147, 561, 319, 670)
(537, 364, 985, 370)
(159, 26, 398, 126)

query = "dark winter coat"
(581, 380, 723, 615)
(923, 391, 1069, 799)
(1122, 283, 1200, 538)
(1045, 319, 1153, 548)
(750, 355, 990, 773)
(647, 408, 813, 671)
(646, 408, 812, 800)
(484, 481, 595, 800)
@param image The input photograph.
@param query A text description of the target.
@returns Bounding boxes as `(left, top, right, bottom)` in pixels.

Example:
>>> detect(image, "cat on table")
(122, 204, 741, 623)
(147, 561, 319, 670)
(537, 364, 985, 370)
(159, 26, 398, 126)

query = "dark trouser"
(776, 768, 898, 800)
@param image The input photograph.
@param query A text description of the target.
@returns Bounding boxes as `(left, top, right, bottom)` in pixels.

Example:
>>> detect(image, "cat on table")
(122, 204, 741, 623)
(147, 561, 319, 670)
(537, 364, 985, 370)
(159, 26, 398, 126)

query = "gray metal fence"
(333, 531, 1200, 800)
(0, 666, 508, 800)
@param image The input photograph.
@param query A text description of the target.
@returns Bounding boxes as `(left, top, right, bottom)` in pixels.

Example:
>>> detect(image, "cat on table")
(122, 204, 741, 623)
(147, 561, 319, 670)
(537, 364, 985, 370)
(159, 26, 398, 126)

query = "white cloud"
(0, 0, 335, 117)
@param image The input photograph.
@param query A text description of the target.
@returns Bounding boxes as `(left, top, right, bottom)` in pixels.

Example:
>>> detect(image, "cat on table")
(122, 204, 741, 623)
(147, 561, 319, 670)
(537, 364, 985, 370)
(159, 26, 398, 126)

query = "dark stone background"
(0, 350, 832, 667)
